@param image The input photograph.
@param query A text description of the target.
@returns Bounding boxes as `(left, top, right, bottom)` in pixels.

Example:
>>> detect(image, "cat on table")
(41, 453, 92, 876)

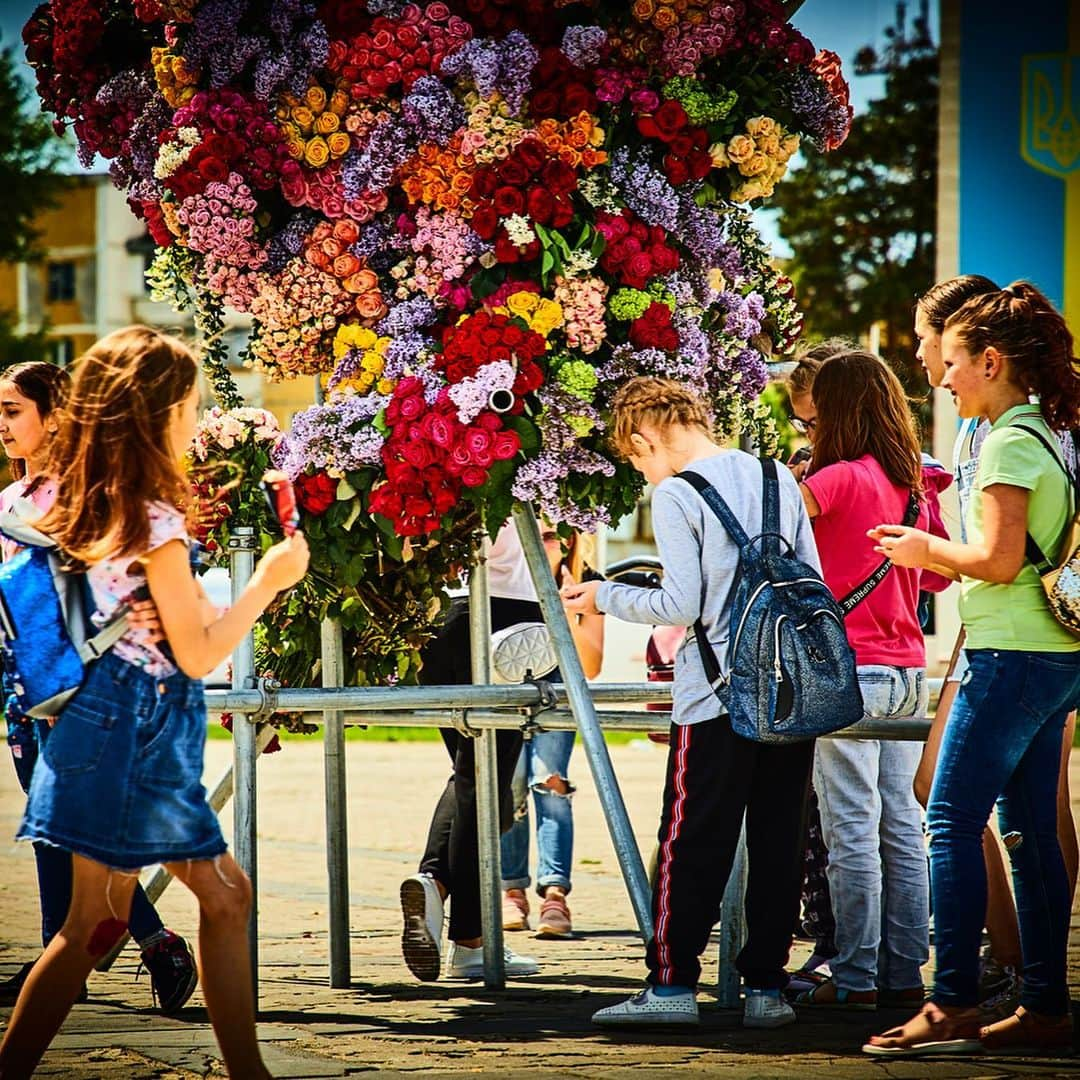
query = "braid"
(609, 377, 712, 458)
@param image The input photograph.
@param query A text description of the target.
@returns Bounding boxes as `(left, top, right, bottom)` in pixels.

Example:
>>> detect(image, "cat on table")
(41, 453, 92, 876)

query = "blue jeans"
(928, 648, 1080, 1014)
(7, 718, 165, 948)
(500, 729, 575, 895)
(814, 666, 929, 992)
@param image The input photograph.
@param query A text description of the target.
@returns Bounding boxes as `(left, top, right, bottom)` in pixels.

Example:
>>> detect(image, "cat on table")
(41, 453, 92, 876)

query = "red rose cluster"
(527, 47, 598, 120)
(469, 138, 577, 262)
(636, 100, 712, 186)
(165, 90, 291, 200)
(370, 377, 520, 536)
(445, 0, 554, 40)
(436, 311, 545, 402)
(325, 2, 472, 101)
(629, 301, 679, 352)
(595, 209, 680, 289)
(296, 470, 338, 516)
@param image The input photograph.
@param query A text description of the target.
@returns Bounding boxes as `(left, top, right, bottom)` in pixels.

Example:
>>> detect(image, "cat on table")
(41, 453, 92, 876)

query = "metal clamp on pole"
(523, 676, 558, 719)
(244, 675, 280, 721)
(449, 707, 477, 738)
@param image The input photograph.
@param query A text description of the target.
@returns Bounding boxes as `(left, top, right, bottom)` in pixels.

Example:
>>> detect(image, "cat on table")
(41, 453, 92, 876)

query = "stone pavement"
(2, 737, 1078, 1079)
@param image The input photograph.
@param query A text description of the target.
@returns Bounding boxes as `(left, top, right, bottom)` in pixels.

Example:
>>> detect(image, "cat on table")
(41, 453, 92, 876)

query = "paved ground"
(2, 733, 1079, 1079)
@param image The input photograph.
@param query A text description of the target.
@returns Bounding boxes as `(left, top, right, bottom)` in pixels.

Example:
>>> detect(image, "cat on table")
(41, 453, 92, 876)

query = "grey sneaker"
(400, 874, 444, 981)
(744, 989, 797, 1028)
(444, 943, 539, 979)
(592, 986, 699, 1027)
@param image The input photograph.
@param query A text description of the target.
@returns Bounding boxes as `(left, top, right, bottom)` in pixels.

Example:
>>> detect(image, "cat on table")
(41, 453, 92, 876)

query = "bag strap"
(1009, 423, 1078, 574)
(837, 490, 920, 615)
(73, 571, 130, 664)
(679, 469, 753, 551)
(760, 456, 781, 557)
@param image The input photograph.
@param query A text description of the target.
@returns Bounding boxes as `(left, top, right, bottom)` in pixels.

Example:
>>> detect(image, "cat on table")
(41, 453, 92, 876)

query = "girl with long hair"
(795, 351, 947, 1012)
(0, 327, 309, 1078)
(867, 282, 1080, 1056)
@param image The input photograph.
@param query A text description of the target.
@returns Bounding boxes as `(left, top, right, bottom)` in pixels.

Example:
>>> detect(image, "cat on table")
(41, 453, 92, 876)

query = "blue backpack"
(680, 459, 863, 743)
(0, 501, 128, 719)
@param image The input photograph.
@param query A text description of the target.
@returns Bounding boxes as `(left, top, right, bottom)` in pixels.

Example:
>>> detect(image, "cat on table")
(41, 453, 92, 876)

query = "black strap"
(1009, 423, 1078, 574)
(837, 490, 921, 615)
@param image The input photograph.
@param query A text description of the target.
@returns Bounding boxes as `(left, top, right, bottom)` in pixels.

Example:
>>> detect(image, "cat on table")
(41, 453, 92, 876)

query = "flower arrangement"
(25, 0, 851, 685)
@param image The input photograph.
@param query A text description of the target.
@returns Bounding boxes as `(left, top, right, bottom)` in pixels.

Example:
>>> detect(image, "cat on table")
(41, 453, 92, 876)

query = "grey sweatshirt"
(595, 450, 821, 726)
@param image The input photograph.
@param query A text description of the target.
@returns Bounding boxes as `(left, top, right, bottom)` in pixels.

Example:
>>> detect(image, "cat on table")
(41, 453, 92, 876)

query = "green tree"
(0, 40, 69, 262)
(771, 2, 937, 396)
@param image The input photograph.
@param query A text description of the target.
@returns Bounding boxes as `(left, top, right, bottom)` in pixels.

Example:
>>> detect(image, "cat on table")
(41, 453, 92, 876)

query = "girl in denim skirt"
(0, 327, 309, 1079)
(0, 361, 200, 1016)
(867, 282, 1080, 1057)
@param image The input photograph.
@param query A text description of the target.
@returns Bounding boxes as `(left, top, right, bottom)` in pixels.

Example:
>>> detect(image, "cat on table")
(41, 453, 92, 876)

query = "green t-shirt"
(960, 404, 1080, 651)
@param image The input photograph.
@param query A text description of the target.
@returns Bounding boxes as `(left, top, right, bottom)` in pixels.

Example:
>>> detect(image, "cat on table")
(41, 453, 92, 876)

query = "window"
(46, 262, 76, 303)
(46, 338, 74, 367)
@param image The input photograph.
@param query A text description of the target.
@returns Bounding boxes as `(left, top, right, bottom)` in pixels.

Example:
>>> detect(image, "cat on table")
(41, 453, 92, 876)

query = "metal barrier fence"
(103, 510, 935, 1010)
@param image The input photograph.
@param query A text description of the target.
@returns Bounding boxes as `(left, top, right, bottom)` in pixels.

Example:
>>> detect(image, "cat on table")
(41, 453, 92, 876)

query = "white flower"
(504, 214, 536, 247)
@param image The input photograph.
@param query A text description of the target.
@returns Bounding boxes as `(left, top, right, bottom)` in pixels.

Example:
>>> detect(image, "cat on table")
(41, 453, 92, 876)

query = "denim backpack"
(680, 459, 863, 743)
(0, 501, 128, 718)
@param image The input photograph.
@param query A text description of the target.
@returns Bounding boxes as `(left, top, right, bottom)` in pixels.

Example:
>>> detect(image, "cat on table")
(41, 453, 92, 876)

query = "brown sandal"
(980, 1007, 1075, 1056)
(862, 1002, 983, 1057)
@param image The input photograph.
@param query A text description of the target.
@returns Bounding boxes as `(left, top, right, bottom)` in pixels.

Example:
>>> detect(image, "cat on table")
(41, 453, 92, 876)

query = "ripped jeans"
(500, 729, 575, 895)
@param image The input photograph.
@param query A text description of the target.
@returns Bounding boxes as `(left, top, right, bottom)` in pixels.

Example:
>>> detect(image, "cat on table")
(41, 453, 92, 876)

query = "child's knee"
(199, 859, 253, 925)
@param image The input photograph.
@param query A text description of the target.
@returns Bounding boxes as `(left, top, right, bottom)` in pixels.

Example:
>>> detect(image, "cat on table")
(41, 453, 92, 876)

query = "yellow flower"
(759, 133, 781, 157)
(333, 324, 378, 359)
(376, 377, 396, 395)
(327, 131, 351, 158)
(726, 134, 754, 164)
(529, 298, 565, 337)
(305, 85, 328, 113)
(782, 133, 801, 159)
(329, 90, 349, 116)
(360, 351, 385, 375)
(708, 141, 730, 168)
(314, 111, 340, 135)
(745, 115, 777, 138)
(506, 291, 540, 318)
(304, 136, 330, 168)
(707, 268, 728, 293)
(739, 153, 770, 178)
(291, 106, 315, 131)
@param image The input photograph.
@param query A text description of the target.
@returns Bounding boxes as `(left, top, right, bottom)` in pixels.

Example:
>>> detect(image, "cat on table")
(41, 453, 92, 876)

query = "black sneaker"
(138, 931, 198, 1015)
(0, 961, 87, 1006)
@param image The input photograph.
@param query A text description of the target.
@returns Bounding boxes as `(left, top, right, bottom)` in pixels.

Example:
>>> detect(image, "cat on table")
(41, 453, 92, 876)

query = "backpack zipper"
(773, 615, 786, 682)
(729, 576, 822, 659)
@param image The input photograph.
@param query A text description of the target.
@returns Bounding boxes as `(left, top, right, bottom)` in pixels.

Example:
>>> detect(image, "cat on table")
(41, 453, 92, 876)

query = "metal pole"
(229, 526, 260, 1005)
(469, 534, 505, 988)
(512, 504, 653, 941)
(716, 817, 748, 1008)
(322, 617, 351, 987)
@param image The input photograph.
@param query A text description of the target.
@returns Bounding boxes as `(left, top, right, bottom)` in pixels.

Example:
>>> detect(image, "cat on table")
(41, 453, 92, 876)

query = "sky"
(0, 0, 939, 249)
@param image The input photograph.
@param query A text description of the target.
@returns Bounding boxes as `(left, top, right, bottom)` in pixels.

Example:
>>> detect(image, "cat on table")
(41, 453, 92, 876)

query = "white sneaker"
(592, 986, 699, 1027)
(444, 943, 540, 979)
(400, 874, 443, 981)
(743, 989, 797, 1029)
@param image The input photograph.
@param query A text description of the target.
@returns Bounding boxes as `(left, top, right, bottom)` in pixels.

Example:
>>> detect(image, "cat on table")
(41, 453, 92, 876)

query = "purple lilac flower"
(561, 26, 607, 68)
(719, 290, 765, 341)
(381, 335, 443, 402)
(511, 448, 613, 531)
(266, 210, 318, 273)
(97, 71, 170, 189)
(675, 195, 742, 273)
(447, 361, 515, 424)
(784, 66, 849, 152)
(367, 0, 409, 13)
(439, 31, 539, 115)
(403, 76, 466, 145)
(608, 147, 680, 231)
(342, 118, 415, 200)
(275, 394, 390, 477)
(376, 295, 438, 338)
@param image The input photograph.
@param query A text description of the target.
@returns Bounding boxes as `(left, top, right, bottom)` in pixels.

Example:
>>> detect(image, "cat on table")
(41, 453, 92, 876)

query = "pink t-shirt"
(0, 475, 58, 561)
(86, 502, 189, 678)
(803, 455, 928, 668)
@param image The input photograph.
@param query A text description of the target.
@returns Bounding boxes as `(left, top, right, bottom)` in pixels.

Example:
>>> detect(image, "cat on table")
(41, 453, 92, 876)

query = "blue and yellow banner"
(958, 0, 1080, 322)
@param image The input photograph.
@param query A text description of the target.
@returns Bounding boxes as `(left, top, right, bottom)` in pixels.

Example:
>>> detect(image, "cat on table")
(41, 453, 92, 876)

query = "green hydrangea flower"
(609, 288, 653, 321)
(556, 359, 599, 401)
(566, 414, 596, 438)
(663, 76, 739, 127)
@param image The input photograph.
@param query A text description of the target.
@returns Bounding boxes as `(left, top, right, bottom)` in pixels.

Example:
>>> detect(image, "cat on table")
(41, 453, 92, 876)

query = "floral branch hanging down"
(23, 0, 852, 686)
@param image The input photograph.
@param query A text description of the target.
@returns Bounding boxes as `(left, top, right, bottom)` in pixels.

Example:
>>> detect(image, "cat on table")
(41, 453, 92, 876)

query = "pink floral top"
(86, 502, 190, 678)
(0, 475, 59, 562)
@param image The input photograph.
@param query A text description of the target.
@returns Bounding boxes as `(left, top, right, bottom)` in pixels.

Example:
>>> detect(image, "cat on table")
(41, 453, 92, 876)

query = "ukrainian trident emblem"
(1022, 54, 1080, 177)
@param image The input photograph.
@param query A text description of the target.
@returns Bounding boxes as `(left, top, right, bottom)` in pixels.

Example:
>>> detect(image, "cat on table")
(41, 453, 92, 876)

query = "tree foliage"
(0, 41, 69, 263)
(771, 4, 937, 394)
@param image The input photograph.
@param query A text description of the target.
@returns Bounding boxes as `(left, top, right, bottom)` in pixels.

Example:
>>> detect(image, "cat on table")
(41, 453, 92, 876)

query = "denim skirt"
(17, 650, 226, 870)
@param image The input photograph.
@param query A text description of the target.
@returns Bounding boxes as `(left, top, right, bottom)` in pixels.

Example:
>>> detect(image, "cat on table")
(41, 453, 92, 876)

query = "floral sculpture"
(24, 0, 851, 684)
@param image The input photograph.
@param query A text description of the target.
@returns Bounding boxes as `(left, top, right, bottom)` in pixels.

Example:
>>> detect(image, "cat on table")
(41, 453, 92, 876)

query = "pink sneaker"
(502, 889, 530, 931)
(536, 893, 572, 938)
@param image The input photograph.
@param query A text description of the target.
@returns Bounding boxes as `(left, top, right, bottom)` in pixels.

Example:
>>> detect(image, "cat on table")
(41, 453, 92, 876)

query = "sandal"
(863, 1002, 983, 1057)
(796, 976, 877, 1010)
(980, 1007, 1075, 1056)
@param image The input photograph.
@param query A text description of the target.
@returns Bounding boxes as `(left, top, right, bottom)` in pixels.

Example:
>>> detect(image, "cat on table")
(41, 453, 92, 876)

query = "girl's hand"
(561, 578, 601, 615)
(253, 533, 310, 593)
(127, 598, 164, 645)
(868, 525, 931, 568)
